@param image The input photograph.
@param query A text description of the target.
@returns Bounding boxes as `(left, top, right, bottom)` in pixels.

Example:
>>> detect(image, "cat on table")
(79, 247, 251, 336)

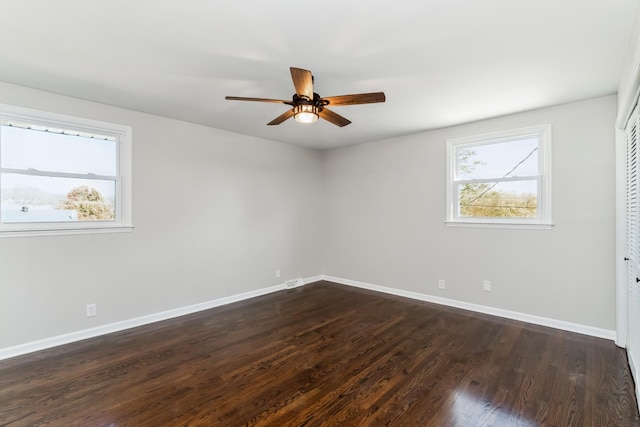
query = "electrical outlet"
(438, 279, 445, 290)
(483, 280, 491, 292)
(275, 269, 281, 278)
(86, 303, 97, 317)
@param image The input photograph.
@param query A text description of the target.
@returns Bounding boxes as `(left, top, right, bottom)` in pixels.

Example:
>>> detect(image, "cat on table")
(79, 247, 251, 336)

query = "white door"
(626, 105, 640, 384)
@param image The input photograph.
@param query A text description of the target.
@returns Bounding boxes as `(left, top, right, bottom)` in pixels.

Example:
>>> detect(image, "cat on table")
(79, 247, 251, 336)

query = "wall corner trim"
(320, 275, 616, 341)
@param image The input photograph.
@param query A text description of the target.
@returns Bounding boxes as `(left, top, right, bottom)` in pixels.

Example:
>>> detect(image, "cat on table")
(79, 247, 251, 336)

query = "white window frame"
(0, 104, 133, 237)
(446, 124, 552, 229)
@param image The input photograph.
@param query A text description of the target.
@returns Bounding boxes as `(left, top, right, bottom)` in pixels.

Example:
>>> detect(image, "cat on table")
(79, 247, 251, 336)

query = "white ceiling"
(0, 1, 636, 149)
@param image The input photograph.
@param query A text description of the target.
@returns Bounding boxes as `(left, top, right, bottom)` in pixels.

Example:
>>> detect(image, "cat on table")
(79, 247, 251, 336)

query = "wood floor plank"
(0, 281, 638, 426)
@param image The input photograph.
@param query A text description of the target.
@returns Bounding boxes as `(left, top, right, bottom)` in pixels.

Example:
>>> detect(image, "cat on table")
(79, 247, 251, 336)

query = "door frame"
(616, 126, 627, 348)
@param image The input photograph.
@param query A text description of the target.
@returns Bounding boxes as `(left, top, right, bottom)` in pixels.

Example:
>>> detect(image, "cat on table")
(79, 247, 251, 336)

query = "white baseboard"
(320, 275, 616, 341)
(1, 274, 616, 361)
(0, 279, 311, 361)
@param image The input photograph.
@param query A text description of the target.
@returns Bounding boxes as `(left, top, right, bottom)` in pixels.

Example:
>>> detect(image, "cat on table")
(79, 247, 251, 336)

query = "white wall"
(0, 82, 322, 349)
(321, 95, 617, 331)
(0, 82, 618, 352)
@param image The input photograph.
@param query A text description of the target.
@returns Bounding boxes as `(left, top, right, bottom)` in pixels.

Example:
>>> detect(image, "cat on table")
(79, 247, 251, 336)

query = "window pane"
(457, 180, 537, 219)
(456, 137, 538, 180)
(1, 125, 117, 176)
(1, 173, 115, 223)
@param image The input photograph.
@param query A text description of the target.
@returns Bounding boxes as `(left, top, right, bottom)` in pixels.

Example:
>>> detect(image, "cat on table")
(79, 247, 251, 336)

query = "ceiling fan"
(225, 67, 385, 127)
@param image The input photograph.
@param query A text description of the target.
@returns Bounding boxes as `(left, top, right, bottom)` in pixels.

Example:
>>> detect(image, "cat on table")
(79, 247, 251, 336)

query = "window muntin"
(446, 125, 552, 228)
(0, 104, 132, 236)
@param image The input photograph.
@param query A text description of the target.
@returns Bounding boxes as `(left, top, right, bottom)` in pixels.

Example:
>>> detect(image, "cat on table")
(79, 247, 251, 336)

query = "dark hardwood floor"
(0, 281, 638, 426)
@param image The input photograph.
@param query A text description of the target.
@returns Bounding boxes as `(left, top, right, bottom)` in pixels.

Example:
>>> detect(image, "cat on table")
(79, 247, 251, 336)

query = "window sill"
(0, 224, 134, 238)
(445, 221, 553, 230)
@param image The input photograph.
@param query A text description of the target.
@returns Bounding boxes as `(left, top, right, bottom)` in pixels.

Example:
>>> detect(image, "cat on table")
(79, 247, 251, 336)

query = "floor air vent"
(285, 278, 304, 288)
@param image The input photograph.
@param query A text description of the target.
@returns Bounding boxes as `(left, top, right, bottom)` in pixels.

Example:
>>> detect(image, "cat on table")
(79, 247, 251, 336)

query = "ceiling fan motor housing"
(292, 93, 327, 110)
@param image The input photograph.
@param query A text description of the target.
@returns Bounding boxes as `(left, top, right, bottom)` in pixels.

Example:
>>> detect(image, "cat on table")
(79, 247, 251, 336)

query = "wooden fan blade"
(321, 92, 386, 106)
(225, 96, 292, 105)
(267, 109, 295, 126)
(318, 108, 351, 127)
(290, 67, 314, 100)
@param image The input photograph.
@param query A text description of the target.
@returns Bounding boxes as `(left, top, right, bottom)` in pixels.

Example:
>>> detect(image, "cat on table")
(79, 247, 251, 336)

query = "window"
(446, 124, 552, 228)
(0, 104, 132, 237)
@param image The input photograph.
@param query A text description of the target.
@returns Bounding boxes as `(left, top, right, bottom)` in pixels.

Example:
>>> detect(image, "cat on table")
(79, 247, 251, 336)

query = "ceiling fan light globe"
(293, 104, 319, 124)
(295, 112, 318, 124)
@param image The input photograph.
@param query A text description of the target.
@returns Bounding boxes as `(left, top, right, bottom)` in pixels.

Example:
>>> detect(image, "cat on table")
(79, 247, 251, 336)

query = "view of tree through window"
(0, 123, 117, 223)
(447, 125, 551, 226)
(457, 140, 538, 218)
(60, 186, 114, 221)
